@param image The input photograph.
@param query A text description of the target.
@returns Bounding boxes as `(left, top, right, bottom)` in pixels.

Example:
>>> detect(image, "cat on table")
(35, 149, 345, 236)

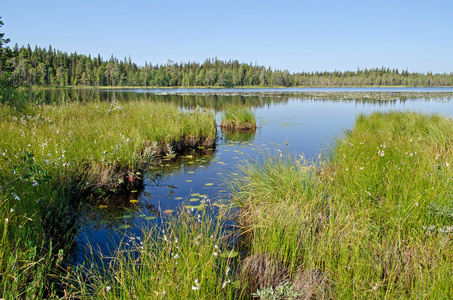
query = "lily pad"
(117, 214, 133, 219)
(174, 197, 183, 200)
(186, 180, 192, 182)
(163, 209, 174, 214)
(205, 183, 214, 186)
(117, 224, 131, 230)
(130, 199, 139, 203)
(220, 251, 239, 258)
(98, 205, 108, 208)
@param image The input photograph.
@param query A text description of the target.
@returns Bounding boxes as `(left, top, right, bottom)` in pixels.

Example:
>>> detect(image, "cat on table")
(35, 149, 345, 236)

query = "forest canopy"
(1, 43, 452, 88)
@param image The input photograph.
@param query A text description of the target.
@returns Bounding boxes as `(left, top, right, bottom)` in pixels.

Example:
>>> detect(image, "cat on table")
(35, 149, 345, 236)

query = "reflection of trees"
(27, 89, 453, 109)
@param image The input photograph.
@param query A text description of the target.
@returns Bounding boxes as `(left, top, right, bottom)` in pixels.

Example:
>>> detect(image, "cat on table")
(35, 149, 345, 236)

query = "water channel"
(38, 88, 453, 265)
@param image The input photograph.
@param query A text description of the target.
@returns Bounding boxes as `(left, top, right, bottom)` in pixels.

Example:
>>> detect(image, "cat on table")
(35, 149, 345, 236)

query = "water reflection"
(65, 88, 453, 266)
(26, 88, 453, 110)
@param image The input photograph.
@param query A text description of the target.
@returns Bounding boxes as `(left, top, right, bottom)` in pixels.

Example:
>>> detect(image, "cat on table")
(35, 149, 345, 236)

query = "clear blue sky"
(2, 0, 452, 74)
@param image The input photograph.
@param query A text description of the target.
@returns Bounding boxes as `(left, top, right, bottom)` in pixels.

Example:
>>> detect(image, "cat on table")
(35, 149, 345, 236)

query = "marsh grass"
(220, 107, 257, 131)
(0, 98, 217, 297)
(70, 206, 242, 299)
(231, 111, 453, 298)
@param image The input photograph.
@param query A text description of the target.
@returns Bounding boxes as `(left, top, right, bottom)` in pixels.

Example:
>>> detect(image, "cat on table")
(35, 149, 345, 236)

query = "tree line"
(0, 21, 452, 88)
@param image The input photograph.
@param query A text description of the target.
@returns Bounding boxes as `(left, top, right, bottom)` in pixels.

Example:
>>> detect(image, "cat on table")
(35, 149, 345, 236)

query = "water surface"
(69, 88, 453, 264)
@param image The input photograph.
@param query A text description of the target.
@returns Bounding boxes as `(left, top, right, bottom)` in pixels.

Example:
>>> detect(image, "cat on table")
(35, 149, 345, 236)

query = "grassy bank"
(0, 98, 216, 297)
(220, 107, 257, 131)
(231, 111, 453, 298)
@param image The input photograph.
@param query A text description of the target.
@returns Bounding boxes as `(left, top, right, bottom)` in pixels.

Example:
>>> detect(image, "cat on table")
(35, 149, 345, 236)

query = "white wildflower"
(192, 278, 200, 290)
(222, 279, 231, 289)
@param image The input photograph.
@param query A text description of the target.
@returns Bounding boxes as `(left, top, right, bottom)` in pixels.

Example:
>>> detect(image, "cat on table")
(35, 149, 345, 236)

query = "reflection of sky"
(75, 94, 453, 265)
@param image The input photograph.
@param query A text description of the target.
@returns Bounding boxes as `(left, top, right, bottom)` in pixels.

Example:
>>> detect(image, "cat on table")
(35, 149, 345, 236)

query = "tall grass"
(0, 98, 217, 298)
(231, 111, 453, 298)
(220, 107, 256, 130)
(70, 206, 241, 299)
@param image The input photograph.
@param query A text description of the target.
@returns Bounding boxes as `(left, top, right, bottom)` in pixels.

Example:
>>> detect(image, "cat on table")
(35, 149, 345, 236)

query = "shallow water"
(70, 88, 453, 264)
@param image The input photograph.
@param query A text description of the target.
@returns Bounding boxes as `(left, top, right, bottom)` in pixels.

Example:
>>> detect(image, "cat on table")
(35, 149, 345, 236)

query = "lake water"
(64, 88, 453, 264)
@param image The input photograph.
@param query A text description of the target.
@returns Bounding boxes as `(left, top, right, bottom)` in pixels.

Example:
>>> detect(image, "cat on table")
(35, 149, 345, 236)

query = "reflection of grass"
(231, 112, 453, 298)
(72, 206, 241, 299)
(222, 129, 256, 143)
(220, 107, 256, 130)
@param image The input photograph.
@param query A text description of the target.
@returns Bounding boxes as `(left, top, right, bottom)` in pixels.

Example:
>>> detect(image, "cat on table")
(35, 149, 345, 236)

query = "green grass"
(0, 98, 217, 298)
(231, 111, 453, 298)
(220, 107, 256, 130)
(69, 206, 241, 299)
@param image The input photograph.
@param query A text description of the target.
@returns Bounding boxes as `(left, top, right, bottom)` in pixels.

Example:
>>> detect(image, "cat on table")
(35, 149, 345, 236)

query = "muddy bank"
(219, 121, 257, 131)
(75, 135, 217, 202)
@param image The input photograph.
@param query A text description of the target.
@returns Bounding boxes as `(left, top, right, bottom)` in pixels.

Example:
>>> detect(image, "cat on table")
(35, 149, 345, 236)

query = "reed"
(70, 206, 241, 299)
(0, 97, 217, 298)
(220, 107, 256, 131)
(231, 111, 453, 298)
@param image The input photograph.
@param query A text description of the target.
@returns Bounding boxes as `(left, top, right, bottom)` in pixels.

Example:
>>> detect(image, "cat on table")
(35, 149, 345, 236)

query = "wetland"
(2, 87, 453, 298)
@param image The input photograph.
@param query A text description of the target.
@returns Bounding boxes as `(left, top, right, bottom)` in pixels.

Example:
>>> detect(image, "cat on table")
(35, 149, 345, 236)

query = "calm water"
(68, 88, 453, 264)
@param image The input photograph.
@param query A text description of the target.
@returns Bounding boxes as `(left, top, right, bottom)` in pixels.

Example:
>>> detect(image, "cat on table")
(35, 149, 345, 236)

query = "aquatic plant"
(220, 107, 257, 131)
(231, 111, 453, 298)
(0, 97, 217, 297)
(71, 205, 241, 299)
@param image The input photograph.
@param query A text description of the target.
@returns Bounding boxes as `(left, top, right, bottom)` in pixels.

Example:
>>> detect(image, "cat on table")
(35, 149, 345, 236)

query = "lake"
(56, 88, 453, 264)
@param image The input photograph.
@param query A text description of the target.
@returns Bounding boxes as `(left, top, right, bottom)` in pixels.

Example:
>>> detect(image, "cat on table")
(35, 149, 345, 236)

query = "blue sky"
(2, 0, 452, 73)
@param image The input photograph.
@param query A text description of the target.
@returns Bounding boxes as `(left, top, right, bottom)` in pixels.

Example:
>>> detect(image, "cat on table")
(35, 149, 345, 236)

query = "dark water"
(64, 88, 453, 264)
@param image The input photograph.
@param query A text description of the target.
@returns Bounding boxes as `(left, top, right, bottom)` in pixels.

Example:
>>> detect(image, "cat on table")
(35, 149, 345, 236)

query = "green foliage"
(252, 282, 302, 300)
(232, 112, 453, 298)
(71, 207, 240, 299)
(221, 107, 256, 130)
(4, 43, 452, 87)
(0, 98, 217, 298)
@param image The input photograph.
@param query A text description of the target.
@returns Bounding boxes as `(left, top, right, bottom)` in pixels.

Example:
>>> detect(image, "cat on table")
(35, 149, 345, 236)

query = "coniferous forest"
(0, 43, 452, 88)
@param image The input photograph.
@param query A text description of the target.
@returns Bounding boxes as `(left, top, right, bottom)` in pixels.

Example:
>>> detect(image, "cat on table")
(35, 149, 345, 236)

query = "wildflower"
(10, 208, 13, 213)
(32, 181, 38, 186)
(222, 279, 231, 289)
(192, 278, 200, 290)
(105, 286, 111, 292)
(163, 235, 168, 242)
(446, 162, 450, 167)
(12, 193, 20, 201)
(213, 252, 219, 257)
(5, 218, 8, 222)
